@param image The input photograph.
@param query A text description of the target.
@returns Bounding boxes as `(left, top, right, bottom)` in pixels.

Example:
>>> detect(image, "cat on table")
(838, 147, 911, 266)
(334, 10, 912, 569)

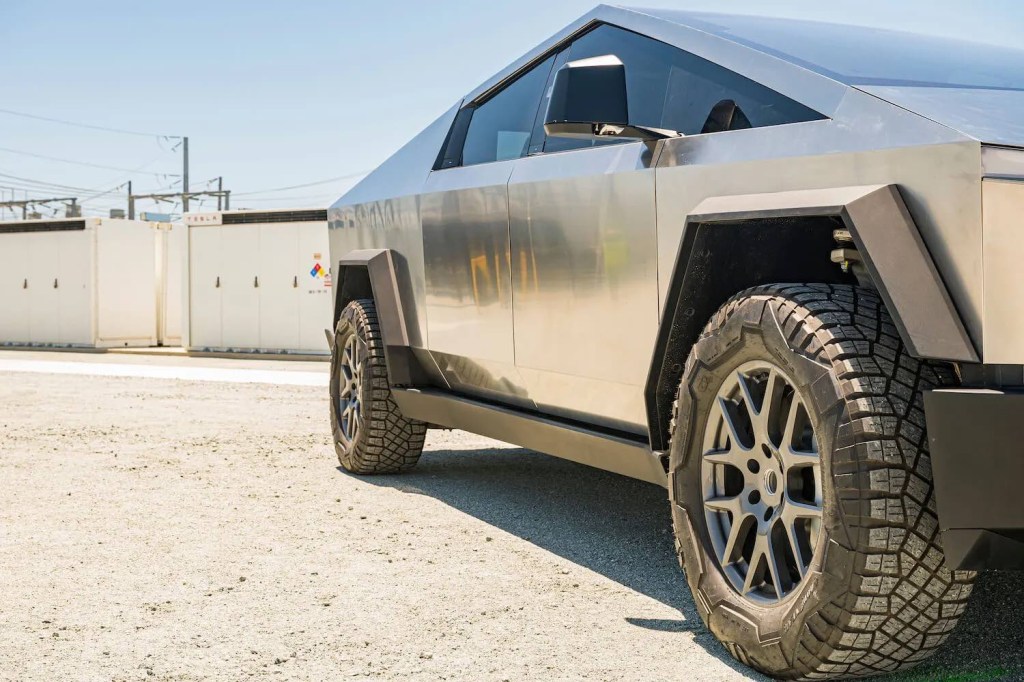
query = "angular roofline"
(463, 4, 849, 118)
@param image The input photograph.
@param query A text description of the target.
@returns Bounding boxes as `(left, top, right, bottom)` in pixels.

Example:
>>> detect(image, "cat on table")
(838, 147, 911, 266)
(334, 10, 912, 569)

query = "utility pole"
(182, 136, 190, 214)
(216, 176, 223, 211)
(127, 181, 134, 219)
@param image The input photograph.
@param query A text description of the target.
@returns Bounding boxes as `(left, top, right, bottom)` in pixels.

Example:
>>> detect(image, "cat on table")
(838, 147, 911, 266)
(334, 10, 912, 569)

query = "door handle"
(254, 276, 259, 288)
(215, 276, 221, 288)
(53, 278, 58, 289)
(22, 278, 27, 289)
(293, 275, 298, 288)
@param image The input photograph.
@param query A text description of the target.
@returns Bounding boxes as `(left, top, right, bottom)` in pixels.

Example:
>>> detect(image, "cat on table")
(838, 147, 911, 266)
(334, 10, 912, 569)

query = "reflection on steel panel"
(509, 142, 659, 433)
(420, 162, 525, 402)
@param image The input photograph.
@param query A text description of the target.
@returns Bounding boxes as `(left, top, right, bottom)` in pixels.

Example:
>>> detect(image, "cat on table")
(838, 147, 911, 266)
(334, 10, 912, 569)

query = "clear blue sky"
(2, 0, 1023, 218)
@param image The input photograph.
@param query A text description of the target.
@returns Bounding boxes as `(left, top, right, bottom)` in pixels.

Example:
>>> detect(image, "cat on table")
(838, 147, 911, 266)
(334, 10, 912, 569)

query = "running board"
(391, 388, 668, 487)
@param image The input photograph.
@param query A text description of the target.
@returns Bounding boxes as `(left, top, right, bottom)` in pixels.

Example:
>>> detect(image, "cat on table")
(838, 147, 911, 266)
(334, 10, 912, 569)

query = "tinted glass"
(461, 54, 556, 166)
(665, 12, 1024, 90)
(544, 24, 824, 153)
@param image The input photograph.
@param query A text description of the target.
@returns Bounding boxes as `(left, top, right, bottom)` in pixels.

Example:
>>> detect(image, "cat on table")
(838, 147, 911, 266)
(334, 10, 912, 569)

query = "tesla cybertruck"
(325, 6, 1024, 680)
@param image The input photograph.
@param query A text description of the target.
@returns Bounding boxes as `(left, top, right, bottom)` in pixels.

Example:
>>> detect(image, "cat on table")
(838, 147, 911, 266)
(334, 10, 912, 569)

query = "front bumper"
(925, 389, 1024, 570)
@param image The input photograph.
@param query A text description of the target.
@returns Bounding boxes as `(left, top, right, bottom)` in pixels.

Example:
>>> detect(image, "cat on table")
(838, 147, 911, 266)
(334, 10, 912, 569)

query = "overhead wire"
(0, 107, 180, 139)
(0, 146, 180, 176)
(232, 171, 368, 196)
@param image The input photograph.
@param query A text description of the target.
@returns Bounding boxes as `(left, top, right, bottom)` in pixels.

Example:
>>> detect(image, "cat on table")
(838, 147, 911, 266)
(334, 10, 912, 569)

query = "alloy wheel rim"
(336, 334, 364, 447)
(701, 360, 823, 604)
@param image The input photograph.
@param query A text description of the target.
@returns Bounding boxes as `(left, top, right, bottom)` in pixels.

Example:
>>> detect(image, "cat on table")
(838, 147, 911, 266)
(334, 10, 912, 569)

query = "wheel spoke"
(705, 494, 742, 515)
(736, 371, 761, 424)
(764, 532, 786, 597)
(704, 446, 745, 468)
(742, 535, 767, 595)
(721, 512, 753, 565)
(717, 397, 752, 453)
(761, 369, 781, 434)
(778, 398, 819, 469)
(785, 518, 807, 578)
(784, 499, 823, 521)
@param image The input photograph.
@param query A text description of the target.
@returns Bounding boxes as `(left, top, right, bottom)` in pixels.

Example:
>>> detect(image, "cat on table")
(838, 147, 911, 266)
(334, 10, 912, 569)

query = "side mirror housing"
(544, 55, 681, 141)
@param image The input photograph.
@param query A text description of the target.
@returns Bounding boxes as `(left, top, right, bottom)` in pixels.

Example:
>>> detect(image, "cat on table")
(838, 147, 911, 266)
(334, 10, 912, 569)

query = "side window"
(457, 54, 556, 167)
(543, 25, 824, 153)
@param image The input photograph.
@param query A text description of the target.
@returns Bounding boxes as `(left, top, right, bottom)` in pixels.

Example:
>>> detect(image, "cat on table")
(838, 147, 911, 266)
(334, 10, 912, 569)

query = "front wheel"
(330, 299, 426, 474)
(669, 284, 975, 680)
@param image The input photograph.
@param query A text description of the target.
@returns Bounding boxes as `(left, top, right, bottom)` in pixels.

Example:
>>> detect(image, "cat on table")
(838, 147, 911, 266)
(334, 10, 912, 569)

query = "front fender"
(645, 184, 977, 450)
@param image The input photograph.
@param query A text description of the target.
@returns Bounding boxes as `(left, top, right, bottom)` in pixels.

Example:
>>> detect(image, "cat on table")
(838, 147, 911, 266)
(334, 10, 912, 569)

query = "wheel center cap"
(763, 469, 780, 496)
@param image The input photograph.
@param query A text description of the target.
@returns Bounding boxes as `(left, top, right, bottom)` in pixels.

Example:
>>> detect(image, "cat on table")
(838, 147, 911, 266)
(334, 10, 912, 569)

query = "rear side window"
(459, 54, 556, 167)
(544, 24, 824, 153)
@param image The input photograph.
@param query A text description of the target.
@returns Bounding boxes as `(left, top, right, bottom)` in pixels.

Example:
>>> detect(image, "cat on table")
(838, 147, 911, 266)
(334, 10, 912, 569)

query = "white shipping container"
(184, 209, 332, 354)
(0, 217, 173, 348)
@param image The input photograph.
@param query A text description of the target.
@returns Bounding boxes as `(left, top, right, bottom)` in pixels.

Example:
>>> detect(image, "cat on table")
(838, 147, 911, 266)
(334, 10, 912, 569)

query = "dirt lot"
(1, 352, 1022, 681)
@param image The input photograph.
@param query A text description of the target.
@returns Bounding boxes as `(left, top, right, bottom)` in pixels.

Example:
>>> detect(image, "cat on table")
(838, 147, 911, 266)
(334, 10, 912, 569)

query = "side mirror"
(544, 55, 681, 141)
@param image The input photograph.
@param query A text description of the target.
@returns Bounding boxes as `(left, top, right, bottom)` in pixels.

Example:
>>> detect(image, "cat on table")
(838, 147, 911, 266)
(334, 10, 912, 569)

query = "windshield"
(654, 11, 1024, 91)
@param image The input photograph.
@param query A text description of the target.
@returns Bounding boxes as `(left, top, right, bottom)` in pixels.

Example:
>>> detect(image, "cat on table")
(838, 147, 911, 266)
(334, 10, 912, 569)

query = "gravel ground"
(0, 355, 1022, 681)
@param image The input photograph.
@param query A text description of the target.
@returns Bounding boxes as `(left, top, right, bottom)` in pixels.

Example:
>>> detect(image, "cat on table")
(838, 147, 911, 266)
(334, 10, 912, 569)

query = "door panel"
(0, 233, 31, 343)
(508, 143, 660, 433)
(58, 228, 93, 345)
(421, 162, 528, 405)
(188, 226, 223, 349)
(220, 226, 261, 349)
(257, 224, 300, 351)
(28, 232, 60, 344)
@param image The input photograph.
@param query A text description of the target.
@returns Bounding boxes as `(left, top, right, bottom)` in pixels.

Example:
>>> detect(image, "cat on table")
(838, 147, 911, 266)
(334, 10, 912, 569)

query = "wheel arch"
(333, 248, 428, 387)
(645, 184, 978, 451)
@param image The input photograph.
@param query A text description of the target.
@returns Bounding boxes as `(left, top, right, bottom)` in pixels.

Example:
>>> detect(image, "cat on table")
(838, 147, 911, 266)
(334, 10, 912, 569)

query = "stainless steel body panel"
(656, 88, 985, 348)
(328, 103, 461, 350)
(508, 142, 660, 433)
(982, 179, 1024, 364)
(419, 162, 528, 404)
(327, 6, 1024, 481)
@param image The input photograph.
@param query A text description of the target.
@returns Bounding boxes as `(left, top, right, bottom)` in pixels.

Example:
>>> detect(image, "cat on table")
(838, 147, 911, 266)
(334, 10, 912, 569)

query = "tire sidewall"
(670, 294, 849, 673)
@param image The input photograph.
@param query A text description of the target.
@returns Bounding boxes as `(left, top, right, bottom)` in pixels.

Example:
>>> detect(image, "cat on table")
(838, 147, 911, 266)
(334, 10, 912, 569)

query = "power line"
(236, 193, 339, 203)
(232, 171, 368, 196)
(0, 107, 180, 139)
(0, 172, 96, 194)
(0, 146, 179, 176)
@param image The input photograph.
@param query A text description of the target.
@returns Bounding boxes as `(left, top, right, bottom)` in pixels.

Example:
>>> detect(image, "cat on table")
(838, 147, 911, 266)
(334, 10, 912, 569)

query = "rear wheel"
(330, 299, 426, 474)
(669, 284, 975, 680)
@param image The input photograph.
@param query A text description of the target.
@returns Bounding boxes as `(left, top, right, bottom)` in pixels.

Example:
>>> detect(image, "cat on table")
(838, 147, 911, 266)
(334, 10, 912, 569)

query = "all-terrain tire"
(330, 299, 426, 474)
(669, 284, 975, 680)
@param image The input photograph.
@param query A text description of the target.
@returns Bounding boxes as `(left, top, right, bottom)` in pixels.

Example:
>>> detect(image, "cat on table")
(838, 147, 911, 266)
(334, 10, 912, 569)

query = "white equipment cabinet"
(185, 209, 331, 354)
(0, 217, 168, 348)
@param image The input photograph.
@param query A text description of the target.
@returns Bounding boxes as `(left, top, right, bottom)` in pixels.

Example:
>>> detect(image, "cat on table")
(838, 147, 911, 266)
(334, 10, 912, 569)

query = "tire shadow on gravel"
(345, 446, 771, 680)
(879, 570, 1024, 682)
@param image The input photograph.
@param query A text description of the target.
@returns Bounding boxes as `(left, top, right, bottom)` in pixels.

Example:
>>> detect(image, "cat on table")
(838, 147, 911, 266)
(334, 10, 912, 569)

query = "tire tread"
(671, 283, 975, 680)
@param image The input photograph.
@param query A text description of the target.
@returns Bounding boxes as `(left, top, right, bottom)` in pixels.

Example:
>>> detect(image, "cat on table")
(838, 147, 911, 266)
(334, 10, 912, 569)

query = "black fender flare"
(645, 183, 978, 451)
(333, 248, 428, 388)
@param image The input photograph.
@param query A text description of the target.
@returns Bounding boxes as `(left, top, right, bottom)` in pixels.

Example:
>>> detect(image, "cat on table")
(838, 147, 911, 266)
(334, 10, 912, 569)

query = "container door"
(257, 224, 300, 351)
(188, 225, 223, 349)
(57, 228, 94, 345)
(28, 232, 60, 344)
(297, 222, 332, 352)
(220, 225, 261, 349)
(0, 232, 31, 343)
